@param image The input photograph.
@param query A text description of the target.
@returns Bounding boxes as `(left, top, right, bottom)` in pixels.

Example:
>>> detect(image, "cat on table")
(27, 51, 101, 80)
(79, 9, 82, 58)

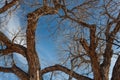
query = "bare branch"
(0, 31, 26, 57)
(101, 13, 120, 79)
(111, 55, 120, 80)
(0, 0, 19, 13)
(0, 64, 28, 80)
(79, 38, 89, 52)
(65, 15, 94, 28)
(12, 64, 29, 80)
(0, 31, 11, 46)
(26, 4, 61, 79)
(41, 64, 93, 80)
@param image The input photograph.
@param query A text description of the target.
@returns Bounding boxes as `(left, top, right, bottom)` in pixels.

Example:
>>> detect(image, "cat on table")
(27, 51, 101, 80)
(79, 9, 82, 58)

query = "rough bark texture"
(0, 64, 29, 80)
(0, 0, 19, 13)
(26, 14, 41, 80)
(41, 64, 93, 80)
(26, 3, 60, 79)
(0, 0, 120, 80)
(89, 26, 102, 80)
(111, 56, 120, 80)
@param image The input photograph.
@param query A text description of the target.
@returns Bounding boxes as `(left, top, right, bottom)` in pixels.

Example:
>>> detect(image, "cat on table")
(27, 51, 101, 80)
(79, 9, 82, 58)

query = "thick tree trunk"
(90, 54, 102, 80)
(25, 4, 60, 80)
(100, 65, 109, 80)
(26, 14, 42, 80)
(100, 49, 113, 80)
(89, 26, 102, 80)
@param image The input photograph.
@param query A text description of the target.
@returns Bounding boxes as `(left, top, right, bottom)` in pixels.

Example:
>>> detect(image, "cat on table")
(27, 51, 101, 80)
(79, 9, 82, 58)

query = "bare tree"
(55, 0, 120, 80)
(0, 0, 120, 80)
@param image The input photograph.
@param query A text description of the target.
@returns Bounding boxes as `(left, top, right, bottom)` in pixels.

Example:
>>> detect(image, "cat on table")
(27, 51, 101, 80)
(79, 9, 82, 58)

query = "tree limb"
(65, 14, 102, 79)
(0, 0, 19, 13)
(111, 55, 120, 80)
(101, 13, 120, 80)
(26, 4, 61, 80)
(79, 38, 89, 52)
(65, 15, 94, 28)
(41, 64, 93, 80)
(0, 64, 29, 80)
(0, 31, 11, 46)
(0, 31, 26, 57)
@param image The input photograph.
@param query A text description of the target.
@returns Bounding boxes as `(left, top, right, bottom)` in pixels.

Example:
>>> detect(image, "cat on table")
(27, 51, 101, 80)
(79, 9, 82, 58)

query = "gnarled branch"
(0, 64, 28, 80)
(41, 64, 92, 80)
(0, 0, 19, 13)
(0, 31, 26, 57)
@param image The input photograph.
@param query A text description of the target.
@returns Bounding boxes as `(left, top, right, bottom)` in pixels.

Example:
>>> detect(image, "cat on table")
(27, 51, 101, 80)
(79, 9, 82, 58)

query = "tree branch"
(12, 64, 29, 80)
(111, 55, 120, 80)
(27, 6, 59, 21)
(0, 31, 26, 57)
(79, 38, 89, 52)
(0, 64, 29, 80)
(41, 64, 92, 80)
(26, 4, 61, 79)
(101, 13, 120, 80)
(0, 0, 19, 13)
(65, 15, 94, 28)
(67, 15, 102, 79)
(0, 31, 11, 46)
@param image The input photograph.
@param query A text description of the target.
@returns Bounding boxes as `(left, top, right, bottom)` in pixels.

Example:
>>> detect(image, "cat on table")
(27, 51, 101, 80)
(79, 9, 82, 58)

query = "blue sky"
(0, 0, 120, 80)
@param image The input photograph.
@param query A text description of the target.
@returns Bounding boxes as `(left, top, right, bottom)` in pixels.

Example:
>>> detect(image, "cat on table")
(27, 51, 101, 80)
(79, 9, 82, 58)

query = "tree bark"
(26, 5, 60, 80)
(111, 56, 120, 80)
(0, 0, 19, 13)
(26, 13, 42, 80)
(41, 64, 93, 80)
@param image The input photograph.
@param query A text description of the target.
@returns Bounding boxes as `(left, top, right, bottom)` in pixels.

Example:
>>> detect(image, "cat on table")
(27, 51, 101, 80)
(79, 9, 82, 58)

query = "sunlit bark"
(41, 64, 93, 80)
(0, 0, 120, 80)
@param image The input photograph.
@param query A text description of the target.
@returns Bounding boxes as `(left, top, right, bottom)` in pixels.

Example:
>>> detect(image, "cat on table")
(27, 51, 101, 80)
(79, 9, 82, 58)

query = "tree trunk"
(26, 13, 42, 80)
(111, 56, 120, 80)
(89, 26, 102, 80)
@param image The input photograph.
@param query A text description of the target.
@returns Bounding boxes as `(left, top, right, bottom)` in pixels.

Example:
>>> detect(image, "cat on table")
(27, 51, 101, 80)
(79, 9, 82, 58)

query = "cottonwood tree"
(55, 0, 120, 80)
(0, 0, 120, 80)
